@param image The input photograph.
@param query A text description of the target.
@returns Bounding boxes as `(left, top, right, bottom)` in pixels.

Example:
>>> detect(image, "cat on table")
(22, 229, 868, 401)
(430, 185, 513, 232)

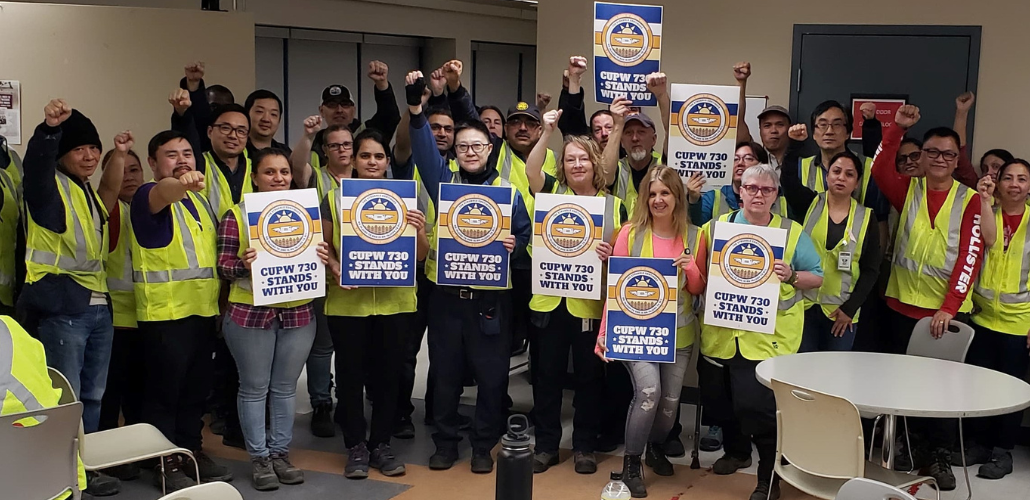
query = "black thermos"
(496, 414, 533, 500)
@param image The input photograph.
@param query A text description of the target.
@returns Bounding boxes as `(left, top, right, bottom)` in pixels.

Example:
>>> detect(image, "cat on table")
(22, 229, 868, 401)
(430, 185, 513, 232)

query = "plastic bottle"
(601, 471, 632, 500)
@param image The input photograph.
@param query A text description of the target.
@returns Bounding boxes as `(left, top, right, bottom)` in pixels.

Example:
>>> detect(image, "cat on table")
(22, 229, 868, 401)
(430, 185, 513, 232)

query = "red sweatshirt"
(872, 125, 983, 319)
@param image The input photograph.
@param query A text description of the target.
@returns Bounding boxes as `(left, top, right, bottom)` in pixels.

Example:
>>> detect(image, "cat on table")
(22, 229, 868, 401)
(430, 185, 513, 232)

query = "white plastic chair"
(157, 482, 243, 500)
(48, 367, 200, 495)
(769, 378, 938, 500)
(835, 478, 917, 500)
(0, 402, 84, 500)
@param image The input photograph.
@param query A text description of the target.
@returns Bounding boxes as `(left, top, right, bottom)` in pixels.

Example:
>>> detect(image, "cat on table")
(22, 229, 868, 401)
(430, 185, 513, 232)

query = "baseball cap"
(506, 102, 541, 122)
(625, 113, 656, 131)
(321, 85, 354, 106)
(757, 105, 791, 122)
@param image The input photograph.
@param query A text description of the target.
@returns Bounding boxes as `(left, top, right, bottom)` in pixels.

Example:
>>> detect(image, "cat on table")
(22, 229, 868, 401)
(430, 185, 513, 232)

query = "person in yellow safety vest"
(1, 135, 23, 191)
(132, 129, 231, 491)
(21, 99, 131, 496)
(965, 159, 1030, 480)
(406, 70, 533, 473)
(1, 315, 87, 499)
(524, 113, 626, 475)
(687, 142, 792, 225)
(0, 161, 17, 316)
(217, 148, 321, 491)
(695, 163, 823, 500)
(590, 166, 703, 498)
(318, 129, 430, 479)
(604, 106, 663, 219)
(96, 148, 148, 482)
(777, 132, 881, 352)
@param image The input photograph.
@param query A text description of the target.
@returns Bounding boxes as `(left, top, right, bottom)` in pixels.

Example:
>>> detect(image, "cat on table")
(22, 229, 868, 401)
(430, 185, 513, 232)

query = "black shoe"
(393, 416, 416, 439)
(209, 414, 226, 436)
(154, 457, 195, 492)
(977, 449, 1013, 479)
(574, 451, 597, 474)
(370, 443, 406, 476)
(644, 443, 674, 477)
(221, 427, 246, 450)
(699, 425, 723, 452)
(749, 480, 780, 500)
(311, 403, 336, 438)
(429, 450, 457, 470)
(270, 452, 304, 485)
(471, 452, 494, 473)
(102, 462, 141, 481)
(622, 454, 647, 498)
(345, 443, 370, 479)
(663, 436, 685, 458)
(85, 471, 121, 497)
(952, 443, 992, 466)
(596, 433, 621, 453)
(712, 453, 752, 475)
(922, 448, 956, 491)
(188, 450, 234, 482)
(458, 413, 473, 431)
(251, 456, 280, 491)
(533, 451, 559, 473)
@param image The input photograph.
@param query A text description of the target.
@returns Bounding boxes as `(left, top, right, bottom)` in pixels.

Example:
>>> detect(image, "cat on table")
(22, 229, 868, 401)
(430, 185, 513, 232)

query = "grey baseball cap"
(757, 105, 791, 122)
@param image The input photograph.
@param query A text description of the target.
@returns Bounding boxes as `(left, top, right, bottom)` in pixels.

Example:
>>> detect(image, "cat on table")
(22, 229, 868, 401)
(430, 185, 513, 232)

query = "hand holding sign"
(774, 260, 792, 282)
(595, 334, 610, 362)
(685, 172, 705, 204)
(407, 209, 426, 233)
(596, 241, 613, 262)
(242, 247, 258, 270)
(672, 252, 696, 282)
(503, 235, 516, 253)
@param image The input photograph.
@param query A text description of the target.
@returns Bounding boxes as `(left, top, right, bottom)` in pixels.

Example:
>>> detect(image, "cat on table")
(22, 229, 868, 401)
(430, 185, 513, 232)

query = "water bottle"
(496, 414, 533, 500)
(601, 471, 632, 500)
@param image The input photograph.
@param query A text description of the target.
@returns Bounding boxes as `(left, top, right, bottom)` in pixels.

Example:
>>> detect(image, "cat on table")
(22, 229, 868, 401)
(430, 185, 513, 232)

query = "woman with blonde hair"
(594, 165, 705, 498)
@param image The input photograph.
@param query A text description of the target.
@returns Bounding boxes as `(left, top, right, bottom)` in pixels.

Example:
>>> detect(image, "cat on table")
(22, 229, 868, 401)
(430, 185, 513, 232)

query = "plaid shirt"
(217, 210, 314, 330)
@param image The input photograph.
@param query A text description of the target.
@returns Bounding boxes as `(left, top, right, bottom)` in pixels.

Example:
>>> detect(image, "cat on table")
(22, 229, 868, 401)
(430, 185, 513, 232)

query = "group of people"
(1, 51, 1027, 500)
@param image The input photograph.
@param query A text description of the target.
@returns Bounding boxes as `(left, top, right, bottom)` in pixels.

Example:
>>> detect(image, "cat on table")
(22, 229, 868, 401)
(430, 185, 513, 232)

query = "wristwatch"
(786, 269, 798, 287)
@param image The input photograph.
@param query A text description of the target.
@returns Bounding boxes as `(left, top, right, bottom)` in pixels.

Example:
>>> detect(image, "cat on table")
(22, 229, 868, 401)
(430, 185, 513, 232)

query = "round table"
(756, 351, 1030, 500)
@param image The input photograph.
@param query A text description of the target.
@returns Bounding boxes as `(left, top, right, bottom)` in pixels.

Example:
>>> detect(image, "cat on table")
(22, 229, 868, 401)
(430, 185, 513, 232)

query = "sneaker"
(749, 480, 780, 500)
(102, 462, 141, 481)
(644, 443, 674, 477)
(153, 457, 195, 493)
(471, 452, 494, 473)
(251, 456, 280, 491)
(188, 451, 234, 482)
(533, 451, 559, 473)
(952, 443, 992, 466)
(622, 454, 647, 498)
(85, 471, 121, 497)
(574, 451, 597, 474)
(345, 443, 370, 479)
(393, 416, 416, 439)
(270, 452, 305, 485)
(922, 448, 956, 491)
(429, 450, 457, 470)
(311, 403, 336, 438)
(977, 449, 1013, 479)
(700, 425, 723, 452)
(712, 453, 752, 475)
(664, 436, 686, 458)
(369, 443, 406, 476)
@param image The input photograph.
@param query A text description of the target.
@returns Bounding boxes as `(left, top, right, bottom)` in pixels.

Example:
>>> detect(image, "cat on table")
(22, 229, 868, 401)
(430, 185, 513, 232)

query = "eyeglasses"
(212, 123, 249, 138)
(741, 184, 777, 197)
(507, 117, 540, 129)
(456, 143, 488, 154)
(734, 154, 757, 163)
(896, 151, 922, 164)
(923, 148, 958, 162)
(814, 121, 847, 132)
(327, 142, 353, 152)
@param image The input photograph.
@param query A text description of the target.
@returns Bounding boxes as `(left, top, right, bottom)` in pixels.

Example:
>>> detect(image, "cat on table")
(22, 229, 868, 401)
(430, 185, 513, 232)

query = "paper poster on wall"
(435, 183, 513, 288)
(338, 178, 417, 287)
(744, 95, 769, 142)
(593, 2, 663, 106)
(668, 84, 739, 189)
(0, 81, 21, 145)
(703, 221, 787, 334)
(244, 188, 325, 306)
(532, 193, 608, 299)
(850, 96, 907, 141)
(604, 256, 678, 363)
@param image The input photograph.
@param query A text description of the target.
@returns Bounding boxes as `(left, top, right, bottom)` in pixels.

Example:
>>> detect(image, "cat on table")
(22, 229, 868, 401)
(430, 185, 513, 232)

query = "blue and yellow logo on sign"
(349, 188, 407, 245)
(716, 234, 774, 289)
(676, 93, 731, 147)
(256, 200, 317, 258)
(540, 204, 597, 258)
(600, 13, 656, 67)
(448, 194, 502, 249)
(613, 267, 669, 321)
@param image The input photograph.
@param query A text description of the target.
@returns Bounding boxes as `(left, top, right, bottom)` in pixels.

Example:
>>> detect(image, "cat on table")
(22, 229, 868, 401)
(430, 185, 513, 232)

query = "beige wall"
(537, 0, 1030, 159)
(1, 1, 254, 168)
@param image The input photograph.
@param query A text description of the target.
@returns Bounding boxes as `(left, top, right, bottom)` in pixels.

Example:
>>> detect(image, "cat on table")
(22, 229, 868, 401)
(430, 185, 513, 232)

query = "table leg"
(959, 417, 972, 500)
(881, 414, 896, 470)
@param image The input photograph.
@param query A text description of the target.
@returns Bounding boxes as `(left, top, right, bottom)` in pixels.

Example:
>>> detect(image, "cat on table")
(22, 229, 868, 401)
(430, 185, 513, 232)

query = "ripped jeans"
(623, 346, 693, 456)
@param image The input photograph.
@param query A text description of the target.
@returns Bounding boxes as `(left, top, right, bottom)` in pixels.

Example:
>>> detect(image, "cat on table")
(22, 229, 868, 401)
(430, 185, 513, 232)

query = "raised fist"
(185, 61, 205, 82)
(610, 96, 632, 124)
(368, 61, 390, 90)
(542, 109, 562, 133)
(645, 72, 667, 97)
(169, 89, 192, 116)
(113, 131, 135, 152)
(442, 60, 463, 89)
(733, 62, 751, 83)
(303, 115, 322, 137)
(44, 99, 72, 127)
(895, 105, 921, 129)
(537, 92, 552, 111)
(860, 102, 876, 120)
(179, 170, 205, 192)
(956, 92, 975, 112)
(568, 56, 588, 78)
(977, 175, 995, 200)
(429, 69, 447, 97)
(404, 71, 429, 107)
(788, 123, 809, 142)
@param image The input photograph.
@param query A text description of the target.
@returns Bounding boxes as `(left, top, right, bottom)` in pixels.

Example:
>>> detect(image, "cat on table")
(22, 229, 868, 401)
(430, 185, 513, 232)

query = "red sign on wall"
(851, 97, 907, 141)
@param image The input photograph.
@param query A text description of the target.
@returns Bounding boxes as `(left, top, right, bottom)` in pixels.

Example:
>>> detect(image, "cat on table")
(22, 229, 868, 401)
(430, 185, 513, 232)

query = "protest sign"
(245, 188, 325, 306)
(669, 84, 740, 188)
(703, 221, 787, 334)
(604, 256, 677, 363)
(593, 2, 663, 106)
(338, 179, 418, 287)
(436, 183, 513, 288)
(532, 193, 608, 299)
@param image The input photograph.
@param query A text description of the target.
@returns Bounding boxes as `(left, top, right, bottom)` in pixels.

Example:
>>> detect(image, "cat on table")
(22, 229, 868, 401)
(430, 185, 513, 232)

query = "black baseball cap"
(321, 85, 354, 106)
(758, 105, 791, 122)
(506, 102, 541, 122)
(625, 112, 656, 131)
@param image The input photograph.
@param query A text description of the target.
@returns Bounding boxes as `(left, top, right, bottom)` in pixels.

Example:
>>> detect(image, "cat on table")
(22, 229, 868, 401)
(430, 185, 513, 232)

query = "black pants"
(429, 288, 511, 456)
(599, 360, 633, 444)
(529, 303, 604, 454)
(399, 273, 434, 422)
(98, 327, 145, 430)
(328, 313, 410, 449)
(966, 324, 1030, 450)
(140, 315, 216, 451)
(511, 269, 532, 355)
(698, 350, 776, 483)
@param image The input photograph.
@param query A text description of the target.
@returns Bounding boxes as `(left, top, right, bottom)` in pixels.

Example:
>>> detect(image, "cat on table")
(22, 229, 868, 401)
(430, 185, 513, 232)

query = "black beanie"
(57, 109, 102, 160)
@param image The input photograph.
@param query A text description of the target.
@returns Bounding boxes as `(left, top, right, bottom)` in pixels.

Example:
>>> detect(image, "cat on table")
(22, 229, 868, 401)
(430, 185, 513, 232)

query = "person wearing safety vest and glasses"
(0, 141, 18, 317)
(406, 71, 532, 473)
(592, 166, 704, 498)
(687, 141, 792, 225)
(131, 130, 230, 491)
(0, 315, 88, 499)
(779, 124, 882, 352)
(21, 99, 129, 496)
(695, 164, 824, 500)
(523, 109, 625, 475)
(870, 104, 995, 491)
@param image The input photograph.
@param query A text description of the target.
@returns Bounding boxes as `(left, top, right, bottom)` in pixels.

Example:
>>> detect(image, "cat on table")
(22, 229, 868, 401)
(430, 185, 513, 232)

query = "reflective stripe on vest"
(203, 151, 252, 217)
(106, 202, 134, 293)
(132, 196, 216, 284)
(975, 209, 1030, 305)
(893, 181, 969, 280)
(0, 321, 43, 411)
(800, 194, 869, 308)
(0, 169, 17, 304)
(26, 172, 104, 273)
(628, 225, 700, 331)
(799, 155, 873, 204)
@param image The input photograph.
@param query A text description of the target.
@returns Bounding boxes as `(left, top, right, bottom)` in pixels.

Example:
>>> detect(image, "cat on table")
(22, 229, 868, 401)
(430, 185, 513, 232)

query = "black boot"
(622, 454, 647, 498)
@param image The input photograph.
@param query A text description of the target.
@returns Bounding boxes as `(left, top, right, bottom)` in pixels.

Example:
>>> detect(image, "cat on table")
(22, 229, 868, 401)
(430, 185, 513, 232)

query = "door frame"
(788, 24, 982, 147)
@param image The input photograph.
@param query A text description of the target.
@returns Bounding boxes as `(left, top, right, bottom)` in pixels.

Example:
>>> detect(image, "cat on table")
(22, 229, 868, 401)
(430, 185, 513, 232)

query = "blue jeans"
(223, 315, 316, 458)
(37, 305, 114, 433)
(799, 306, 857, 352)
(305, 297, 334, 407)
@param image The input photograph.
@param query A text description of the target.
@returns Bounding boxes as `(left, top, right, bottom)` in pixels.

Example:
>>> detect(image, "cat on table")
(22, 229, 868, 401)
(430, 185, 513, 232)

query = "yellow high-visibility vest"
(202, 151, 252, 218)
(972, 208, 1030, 335)
(799, 155, 875, 205)
(226, 203, 311, 309)
(711, 187, 788, 221)
(800, 194, 871, 321)
(106, 201, 136, 328)
(0, 169, 17, 307)
(612, 151, 662, 218)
